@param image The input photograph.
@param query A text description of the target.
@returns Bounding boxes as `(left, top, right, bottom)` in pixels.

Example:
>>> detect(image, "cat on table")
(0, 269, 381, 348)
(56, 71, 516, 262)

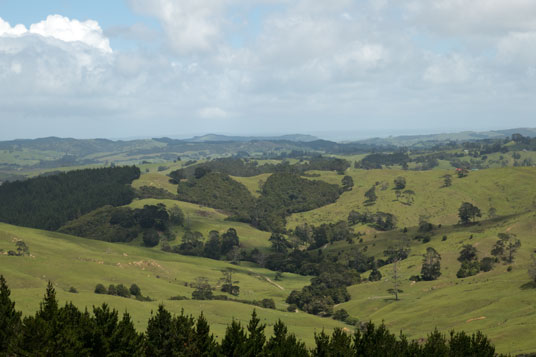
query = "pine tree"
(194, 312, 218, 356)
(264, 320, 308, 357)
(221, 320, 247, 356)
(313, 330, 330, 357)
(0, 275, 22, 354)
(245, 310, 266, 356)
(109, 312, 144, 356)
(146, 305, 176, 357)
(421, 247, 442, 281)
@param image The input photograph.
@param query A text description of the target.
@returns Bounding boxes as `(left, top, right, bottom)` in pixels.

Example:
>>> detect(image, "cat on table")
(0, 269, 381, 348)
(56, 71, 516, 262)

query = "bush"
(287, 304, 298, 312)
(143, 230, 160, 247)
(107, 284, 117, 296)
(116, 284, 131, 298)
(129, 283, 141, 296)
(169, 295, 189, 301)
(480, 257, 495, 272)
(68, 286, 78, 293)
(368, 269, 382, 282)
(456, 261, 480, 278)
(332, 309, 350, 321)
(94, 284, 107, 294)
(261, 298, 276, 309)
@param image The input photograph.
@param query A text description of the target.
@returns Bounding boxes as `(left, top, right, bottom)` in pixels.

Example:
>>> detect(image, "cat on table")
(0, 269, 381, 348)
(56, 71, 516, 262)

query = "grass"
(287, 167, 536, 229)
(0, 222, 345, 345)
(328, 212, 536, 355)
(230, 173, 272, 198)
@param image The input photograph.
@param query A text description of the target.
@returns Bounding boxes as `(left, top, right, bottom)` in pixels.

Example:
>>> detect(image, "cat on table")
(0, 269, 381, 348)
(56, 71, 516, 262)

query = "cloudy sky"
(0, 0, 535, 140)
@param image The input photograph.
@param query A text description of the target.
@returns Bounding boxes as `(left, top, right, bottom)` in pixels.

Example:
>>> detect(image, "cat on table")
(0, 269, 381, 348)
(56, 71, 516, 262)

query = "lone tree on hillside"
(491, 233, 521, 264)
(421, 247, 442, 281)
(456, 244, 480, 278)
(394, 176, 406, 190)
(529, 256, 536, 284)
(364, 186, 377, 204)
(341, 176, 354, 192)
(458, 202, 481, 224)
(442, 174, 452, 188)
(388, 258, 402, 301)
(220, 269, 240, 296)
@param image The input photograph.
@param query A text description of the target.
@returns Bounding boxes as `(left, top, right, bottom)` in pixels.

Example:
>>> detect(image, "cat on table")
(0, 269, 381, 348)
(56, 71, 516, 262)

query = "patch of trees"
(94, 283, 152, 301)
(252, 172, 341, 232)
(0, 276, 500, 356)
(169, 156, 350, 183)
(304, 221, 355, 249)
(347, 210, 397, 231)
(60, 203, 182, 245)
(357, 152, 410, 169)
(458, 202, 481, 224)
(178, 172, 256, 221)
(163, 228, 241, 261)
(286, 271, 359, 316)
(135, 185, 178, 200)
(1, 240, 30, 257)
(491, 233, 521, 264)
(0, 166, 140, 230)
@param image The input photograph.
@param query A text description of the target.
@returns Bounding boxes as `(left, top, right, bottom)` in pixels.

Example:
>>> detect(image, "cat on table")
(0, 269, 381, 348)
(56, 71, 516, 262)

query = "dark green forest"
(0, 276, 500, 356)
(0, 167, 140, 230)
(177, 171, 341, 232)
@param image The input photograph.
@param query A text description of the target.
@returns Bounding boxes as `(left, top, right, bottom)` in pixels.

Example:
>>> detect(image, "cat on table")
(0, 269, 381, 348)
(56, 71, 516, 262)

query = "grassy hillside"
(0, 222, 345, 345)
(287, 167, 536, 229)
(128, 199, 271, 250)
(324, 212, 536, 355)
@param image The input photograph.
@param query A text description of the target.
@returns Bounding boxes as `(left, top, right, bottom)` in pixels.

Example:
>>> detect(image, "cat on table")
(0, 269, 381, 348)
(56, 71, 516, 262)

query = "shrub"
(456, 261, 480, 278)
(287, 304, 298, 312)
(332, 309, 350, 321)
(129, 283, 141, 296)
(107, 284, 117, 295)
(143, 230, 160, 247)
(169, 295, 189, 301)
(480, 257, 495, 272)
(261, 298, 276, 309)
(116, 284, 131, 298)
(368, 269, 382, 282)
(68, 286, 78, 293)
(94, 284, 107, 294)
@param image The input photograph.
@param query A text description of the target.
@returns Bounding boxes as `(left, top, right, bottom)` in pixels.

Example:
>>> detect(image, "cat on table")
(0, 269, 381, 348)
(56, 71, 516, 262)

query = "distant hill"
(183, 134, 319, 142)
(353, 127, 536, 147)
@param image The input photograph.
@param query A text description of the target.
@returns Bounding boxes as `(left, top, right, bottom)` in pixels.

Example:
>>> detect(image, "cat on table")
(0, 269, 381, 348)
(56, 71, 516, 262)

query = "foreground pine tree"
(0, 275, 21, 354)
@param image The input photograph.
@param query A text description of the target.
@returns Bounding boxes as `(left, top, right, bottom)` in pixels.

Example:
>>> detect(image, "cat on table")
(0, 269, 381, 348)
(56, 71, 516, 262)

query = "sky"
(0, 0, 535, 141)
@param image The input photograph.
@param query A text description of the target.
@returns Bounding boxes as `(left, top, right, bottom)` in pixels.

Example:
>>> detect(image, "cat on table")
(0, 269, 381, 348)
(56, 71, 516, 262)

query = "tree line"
(0, 276, 501, 356)
(0, 166, 140, 230)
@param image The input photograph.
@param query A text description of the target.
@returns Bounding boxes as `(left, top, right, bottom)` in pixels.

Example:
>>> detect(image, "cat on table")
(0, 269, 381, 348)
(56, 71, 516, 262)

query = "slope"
(0, 222, 345, 345)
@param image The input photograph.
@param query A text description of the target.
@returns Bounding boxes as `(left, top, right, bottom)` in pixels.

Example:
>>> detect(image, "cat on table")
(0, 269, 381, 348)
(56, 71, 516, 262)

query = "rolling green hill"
(330, 212, 536, 355)
(287, 167, 536, 229)
(0, 222, 344, 345)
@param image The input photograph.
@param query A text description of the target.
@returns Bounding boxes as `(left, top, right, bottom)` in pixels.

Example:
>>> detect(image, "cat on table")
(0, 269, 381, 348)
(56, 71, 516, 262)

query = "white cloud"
(0, 15, 111, 53)
(407, 0, 536, 36)
(423, 54, 472, 84)
(0, 18, 27, 36)
(128, 0, 226, 54)
(198, 106, 228, 119)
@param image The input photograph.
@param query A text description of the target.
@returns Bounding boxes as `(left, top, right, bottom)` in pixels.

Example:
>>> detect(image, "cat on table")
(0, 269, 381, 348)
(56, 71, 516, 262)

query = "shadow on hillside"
(520, 282, 536, 290)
